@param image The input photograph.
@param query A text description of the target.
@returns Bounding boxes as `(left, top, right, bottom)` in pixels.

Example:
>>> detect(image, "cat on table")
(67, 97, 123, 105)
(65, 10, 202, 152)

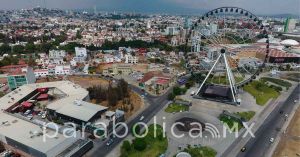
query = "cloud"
(0, 0, 299, 15)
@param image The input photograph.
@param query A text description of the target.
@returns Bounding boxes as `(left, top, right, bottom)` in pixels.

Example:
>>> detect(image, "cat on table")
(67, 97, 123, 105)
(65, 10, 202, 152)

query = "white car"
(139, 116, 145, 121)
(42, 113, 47, 119)
(38, 111, 43, 116)
(269, 138, 274, 143)
(24, 110, 31, 115)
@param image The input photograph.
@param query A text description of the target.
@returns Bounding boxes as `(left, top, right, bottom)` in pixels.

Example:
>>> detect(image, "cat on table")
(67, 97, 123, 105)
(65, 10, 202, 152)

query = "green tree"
(0, 44, 11, 54)
(12, 45, 25, 53)
(25, 43, 36, 53)
(167, 93, 176, 100)
(76, 30, 82, 39)
(132, 138, 147, 151)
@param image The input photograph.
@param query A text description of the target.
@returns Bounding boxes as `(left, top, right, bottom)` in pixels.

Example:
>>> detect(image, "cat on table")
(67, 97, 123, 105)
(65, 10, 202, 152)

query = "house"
(34, 69, 49, 78)
(103, 54, 114, 63)
(102, 64, 133, 76)
(47, 64, 56, 75)
(125, 54, 138, 64)
(0, 64, 28, 73)
(55, 65, 71, 75)
(139, 71, 174, 94)
(49, 50, 66, 65)
(49, 50, 66, 59)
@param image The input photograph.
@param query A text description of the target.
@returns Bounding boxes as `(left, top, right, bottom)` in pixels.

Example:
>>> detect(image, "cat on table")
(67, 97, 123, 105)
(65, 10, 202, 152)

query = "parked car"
(38, 111, 43, 116)
(106, 139, 114, 146)
(27, 114, 33, 120)
(41, 113, 47, 119)
(24, 110, 31, 115)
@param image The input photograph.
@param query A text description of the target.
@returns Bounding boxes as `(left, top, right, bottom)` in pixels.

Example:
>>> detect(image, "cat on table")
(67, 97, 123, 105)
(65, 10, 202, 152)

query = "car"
(106, 139, 114, 146)
(41, 113, 47, 119)
(24, 110, 31, 115)
(284, 114, 289, 118)
(241, 147, 246, 152)
(38, 111, 43, 116)
(190, 91, 195, 96)
(27, 114, 33, 120)
(269, 138, 274, 143)
(1, 152, 8, 157)
(139, 116, 145, 121)
(294, 99, 298, 103)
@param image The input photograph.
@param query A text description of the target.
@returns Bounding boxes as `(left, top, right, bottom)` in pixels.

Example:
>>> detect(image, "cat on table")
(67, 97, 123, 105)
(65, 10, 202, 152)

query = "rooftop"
(0, 81, 91, 154)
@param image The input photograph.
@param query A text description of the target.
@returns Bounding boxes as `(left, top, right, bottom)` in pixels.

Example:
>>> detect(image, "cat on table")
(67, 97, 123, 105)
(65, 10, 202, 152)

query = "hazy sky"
(0, 0, 299, 15)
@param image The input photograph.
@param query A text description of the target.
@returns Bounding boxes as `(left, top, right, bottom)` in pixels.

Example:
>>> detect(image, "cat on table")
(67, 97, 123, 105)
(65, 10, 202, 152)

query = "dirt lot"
(37, 75, 143, 119)
(67, 76, 144, 119)
(91, 91, 143, 119)
(67, 76, 109, 88)
(273, 107, 300, 157)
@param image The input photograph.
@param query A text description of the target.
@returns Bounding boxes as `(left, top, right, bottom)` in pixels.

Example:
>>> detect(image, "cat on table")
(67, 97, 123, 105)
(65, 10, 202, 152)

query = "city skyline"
(0, 0, 299, 16)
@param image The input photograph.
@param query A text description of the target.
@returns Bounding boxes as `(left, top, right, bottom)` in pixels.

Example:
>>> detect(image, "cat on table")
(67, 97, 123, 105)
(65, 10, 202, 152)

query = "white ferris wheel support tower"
(196, 48, 238, 103)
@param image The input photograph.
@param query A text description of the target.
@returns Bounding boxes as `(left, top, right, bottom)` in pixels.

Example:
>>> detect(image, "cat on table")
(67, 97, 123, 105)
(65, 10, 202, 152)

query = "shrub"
(168, 93, 176, 100)
(173, 86, 182, 95)
(122, 140, 131, 152)
(133, 138, 147, 151)
(269, 85, 282, 92)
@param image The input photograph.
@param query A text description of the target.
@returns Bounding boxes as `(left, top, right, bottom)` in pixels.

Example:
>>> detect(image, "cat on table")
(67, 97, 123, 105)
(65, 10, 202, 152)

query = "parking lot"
(9, 87, 66, 123)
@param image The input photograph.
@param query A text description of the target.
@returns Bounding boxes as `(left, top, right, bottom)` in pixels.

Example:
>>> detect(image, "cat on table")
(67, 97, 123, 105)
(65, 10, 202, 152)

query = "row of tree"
(87, 79, 130, 106)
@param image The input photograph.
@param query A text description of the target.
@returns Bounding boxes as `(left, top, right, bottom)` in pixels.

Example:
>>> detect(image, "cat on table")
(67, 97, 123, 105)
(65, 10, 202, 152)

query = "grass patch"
(261, 77, 292, 88)
(165, 103, 189, 113)
(208, 75, 244, 85)
(219, 115, 243, 130)
(180, 146, 217, 157)
(236, 111, 256, 121)
(243, 80, 279, 105)
(120, 124, 168, 157)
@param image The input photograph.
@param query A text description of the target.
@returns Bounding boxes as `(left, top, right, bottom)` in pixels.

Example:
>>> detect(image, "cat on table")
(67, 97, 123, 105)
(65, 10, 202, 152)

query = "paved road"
(235, 84, 300, 157)
(89, 84, 173, 157)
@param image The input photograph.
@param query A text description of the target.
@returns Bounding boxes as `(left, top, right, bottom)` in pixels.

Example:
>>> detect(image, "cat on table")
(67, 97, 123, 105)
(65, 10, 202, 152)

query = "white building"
(74, 47, 87, 63)
(125, 54, 138, 64)
(55, 65, 71, 75)
(165, 26, 179, 36)
(34, 69, 49, 78)
(191, 36, 201, 52)
(103, 54, 114, 63)
(49, 50, 66, 65)
(49, 50, 66, 59)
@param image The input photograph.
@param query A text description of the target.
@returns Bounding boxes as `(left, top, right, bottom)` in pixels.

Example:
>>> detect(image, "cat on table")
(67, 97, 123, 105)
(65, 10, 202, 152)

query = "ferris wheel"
(188, 7, 270, 105)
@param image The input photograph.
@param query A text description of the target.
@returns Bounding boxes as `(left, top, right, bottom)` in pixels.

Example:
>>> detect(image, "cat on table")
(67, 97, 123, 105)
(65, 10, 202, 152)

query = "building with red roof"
(139, 71, 174, 95)
(236, 48, 300, 63)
